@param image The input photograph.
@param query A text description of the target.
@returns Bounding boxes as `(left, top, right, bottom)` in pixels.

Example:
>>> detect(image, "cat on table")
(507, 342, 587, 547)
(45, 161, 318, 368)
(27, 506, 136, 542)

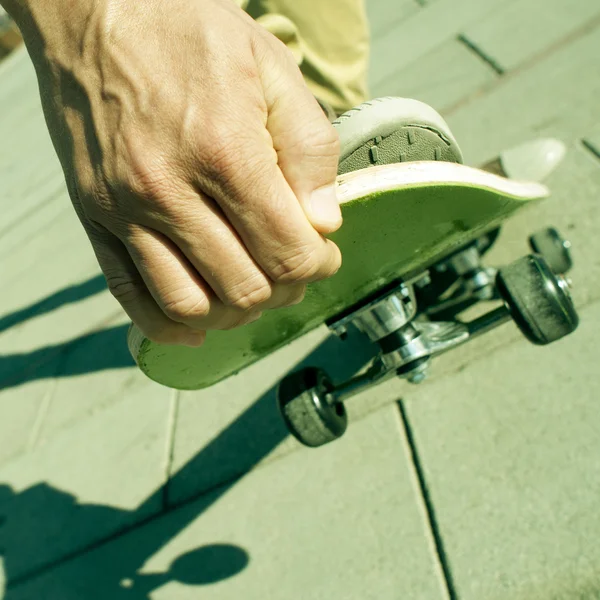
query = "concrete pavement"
(1, 0, 600, 597)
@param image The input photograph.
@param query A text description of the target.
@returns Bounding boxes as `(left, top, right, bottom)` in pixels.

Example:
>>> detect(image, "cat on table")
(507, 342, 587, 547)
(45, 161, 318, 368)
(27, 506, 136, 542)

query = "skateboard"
(128, 160, 578, 446)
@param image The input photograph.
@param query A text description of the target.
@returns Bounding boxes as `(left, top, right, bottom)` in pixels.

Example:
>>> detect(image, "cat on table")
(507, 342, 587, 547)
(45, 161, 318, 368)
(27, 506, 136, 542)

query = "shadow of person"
(120, 545, 250, 594)
(0, 275, 107, 336)
(166, 324, 378, 497)
(0, 271, 137, 391)
(0, 327, 376, 598)
(0, 484, 249, 599)
(0, 324, 135, 391)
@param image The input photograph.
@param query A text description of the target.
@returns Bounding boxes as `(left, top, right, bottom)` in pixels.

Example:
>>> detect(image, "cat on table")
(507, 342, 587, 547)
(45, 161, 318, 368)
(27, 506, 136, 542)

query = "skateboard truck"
(420, 226, 573, 320)
(277, 228, 579, 449)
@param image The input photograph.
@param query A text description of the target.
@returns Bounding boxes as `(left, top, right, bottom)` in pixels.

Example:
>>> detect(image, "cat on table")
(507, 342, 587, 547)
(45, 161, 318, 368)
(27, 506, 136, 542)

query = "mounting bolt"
(408, 371, 428, 384)
(397, 358, 430, 385)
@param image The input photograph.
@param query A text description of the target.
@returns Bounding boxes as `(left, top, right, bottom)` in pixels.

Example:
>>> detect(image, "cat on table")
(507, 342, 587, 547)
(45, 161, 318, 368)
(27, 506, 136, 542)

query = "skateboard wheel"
(529, 227, 573, 274)
(496, 255, 579, 345)
(277, 367, 347, 448)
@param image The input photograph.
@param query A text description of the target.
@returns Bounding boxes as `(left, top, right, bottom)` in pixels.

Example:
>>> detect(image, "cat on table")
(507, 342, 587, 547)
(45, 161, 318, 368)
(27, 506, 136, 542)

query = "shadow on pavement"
(0, 324, 376, 597)
(0, 483, 250, 598)
(0, 325, 135, 391)
(0, 273, 135, 391)
(0, 275, 107, 335)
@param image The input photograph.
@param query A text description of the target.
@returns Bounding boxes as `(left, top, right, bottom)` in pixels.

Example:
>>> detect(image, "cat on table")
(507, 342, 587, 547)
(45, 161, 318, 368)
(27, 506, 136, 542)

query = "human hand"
(13, 0, 342, 346)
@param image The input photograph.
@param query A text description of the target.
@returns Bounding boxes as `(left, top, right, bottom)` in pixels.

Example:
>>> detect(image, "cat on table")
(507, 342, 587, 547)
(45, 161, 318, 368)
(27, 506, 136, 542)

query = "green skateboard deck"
(128, 161, 548, 390)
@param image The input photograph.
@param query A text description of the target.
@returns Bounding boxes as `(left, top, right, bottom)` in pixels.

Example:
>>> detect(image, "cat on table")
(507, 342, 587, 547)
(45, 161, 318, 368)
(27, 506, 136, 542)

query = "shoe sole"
(333, 97, 463, 175)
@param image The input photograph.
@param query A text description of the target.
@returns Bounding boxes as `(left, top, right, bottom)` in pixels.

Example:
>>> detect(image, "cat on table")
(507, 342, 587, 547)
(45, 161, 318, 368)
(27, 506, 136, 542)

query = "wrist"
(2, 0, 91, 62)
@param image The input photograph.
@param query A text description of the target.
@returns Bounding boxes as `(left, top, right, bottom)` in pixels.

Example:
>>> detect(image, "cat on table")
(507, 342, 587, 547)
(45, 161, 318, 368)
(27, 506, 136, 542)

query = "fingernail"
(245, 312, 262, 325)
(184, 331, 206, 347)
(309, 184, 342, 228)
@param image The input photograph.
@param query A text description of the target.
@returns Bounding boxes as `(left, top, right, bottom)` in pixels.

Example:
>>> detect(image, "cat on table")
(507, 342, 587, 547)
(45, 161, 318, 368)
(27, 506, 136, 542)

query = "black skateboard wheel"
(277, 367, 347, 448)
(529, 227, 573, 274)
(496, 255, 579, 345)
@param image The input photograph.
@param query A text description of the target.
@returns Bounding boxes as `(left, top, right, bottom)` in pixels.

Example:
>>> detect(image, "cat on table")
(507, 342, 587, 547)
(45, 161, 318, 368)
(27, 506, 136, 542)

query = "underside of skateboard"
(277, 226, 579, 448)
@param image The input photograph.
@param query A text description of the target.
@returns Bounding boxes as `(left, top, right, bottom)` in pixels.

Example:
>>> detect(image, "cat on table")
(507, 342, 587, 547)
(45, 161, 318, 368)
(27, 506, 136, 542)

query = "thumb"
(256, 37, 342, 234)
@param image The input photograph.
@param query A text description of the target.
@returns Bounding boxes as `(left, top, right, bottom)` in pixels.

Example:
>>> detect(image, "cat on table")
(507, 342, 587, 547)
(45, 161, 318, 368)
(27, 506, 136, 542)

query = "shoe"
(328, 97, 565, 183)
(332, 97, 463, 175)
(481, 138, 566, 182)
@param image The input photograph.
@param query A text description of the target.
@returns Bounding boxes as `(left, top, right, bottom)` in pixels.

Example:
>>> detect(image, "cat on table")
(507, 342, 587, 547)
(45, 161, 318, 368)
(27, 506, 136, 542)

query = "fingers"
(81, 166, 312, 342)
(120, 225, 266, 331)
(191, 105, 342, 287)
(198, 141, 342, 285)
(252, 32, 343, 234)
(88, 219, 263, 343)
(144, 192, 306, 312)
(86, 226, 207, 347)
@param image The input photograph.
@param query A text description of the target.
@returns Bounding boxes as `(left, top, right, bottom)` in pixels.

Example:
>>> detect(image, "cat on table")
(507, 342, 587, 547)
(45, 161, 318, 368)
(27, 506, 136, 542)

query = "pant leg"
(235, 0, 370, 113)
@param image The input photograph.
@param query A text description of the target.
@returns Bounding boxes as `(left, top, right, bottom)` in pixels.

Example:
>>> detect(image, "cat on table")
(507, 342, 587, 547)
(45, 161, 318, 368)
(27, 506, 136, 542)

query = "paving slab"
(402, 300, 600, 600)
(369, 0, 513, 89)
(0, 146, 64, 238)
(445, 21, 600, 163)
(0, 241, 115, 359)
(462, 0, 600, 72)
(7, 405, 449, 600)
(0, 306, 129, 440)
(1, 202, 91, 294)
(0, 375, 171, 582)
(29, 315, 141, 446)
(0, 274, 116, 363)
(0, 357, 60, 466)
(0, 49, 63, 232)
(371, 37, 498, 112)
(367, 0, 421, 38)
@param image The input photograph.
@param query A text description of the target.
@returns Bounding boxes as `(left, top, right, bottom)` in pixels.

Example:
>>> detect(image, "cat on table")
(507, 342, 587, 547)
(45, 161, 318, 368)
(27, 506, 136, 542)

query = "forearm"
(1, 0, 98, 68)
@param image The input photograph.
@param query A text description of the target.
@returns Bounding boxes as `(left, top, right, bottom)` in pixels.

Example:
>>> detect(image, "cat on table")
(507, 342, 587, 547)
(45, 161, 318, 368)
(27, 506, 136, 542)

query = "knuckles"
(161, 293, 212, 323)
(75, 142, 179, 221)
(118, 147, 177, 206)
(142, 325, 188, 346)
(195, 125, 258, 185)
(106, 274, 144, 305)
(268, 246, 329, 284)
(223, 280, 273, 311)
(297, 126, 340, 160)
